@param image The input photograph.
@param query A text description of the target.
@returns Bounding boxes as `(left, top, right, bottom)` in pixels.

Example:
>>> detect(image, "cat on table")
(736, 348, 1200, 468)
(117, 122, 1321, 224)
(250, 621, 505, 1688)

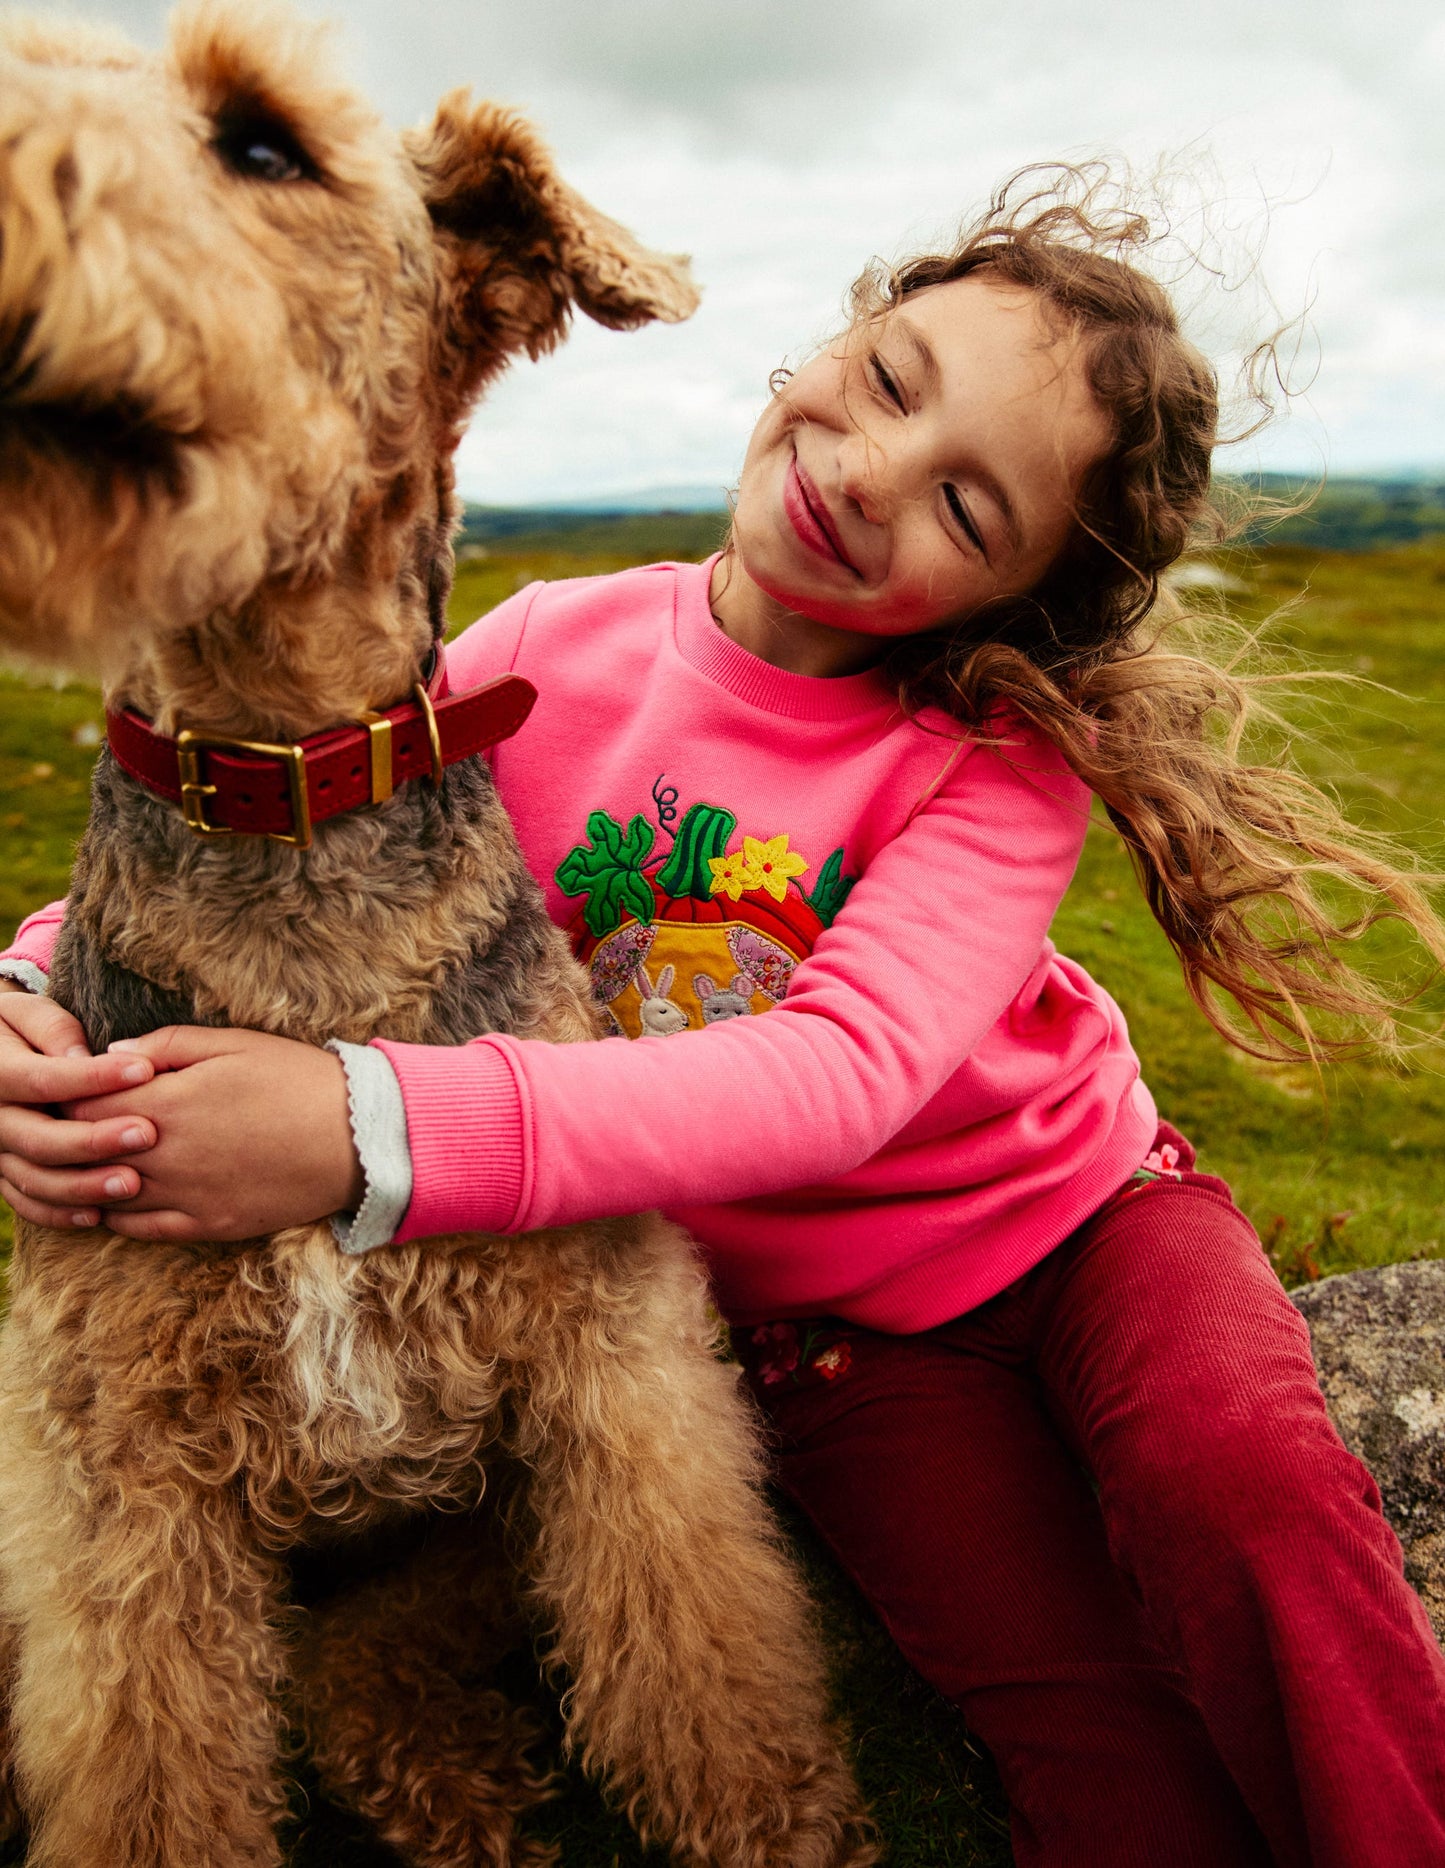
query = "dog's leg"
(0, 1304, 290, 1868)
(511, 1219, 877, 1868)
(0, 1613, 25, 1847)
(294, 1516, 558, 1868)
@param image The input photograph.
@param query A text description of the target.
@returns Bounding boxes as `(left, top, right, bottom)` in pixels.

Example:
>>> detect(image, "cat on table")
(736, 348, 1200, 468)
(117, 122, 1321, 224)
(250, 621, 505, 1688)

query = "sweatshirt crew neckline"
(673, 556, 899, 723)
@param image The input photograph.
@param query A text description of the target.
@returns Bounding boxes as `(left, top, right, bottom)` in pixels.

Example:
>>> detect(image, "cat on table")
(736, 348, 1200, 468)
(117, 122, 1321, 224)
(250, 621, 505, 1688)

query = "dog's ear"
(406, 94, 698, 417)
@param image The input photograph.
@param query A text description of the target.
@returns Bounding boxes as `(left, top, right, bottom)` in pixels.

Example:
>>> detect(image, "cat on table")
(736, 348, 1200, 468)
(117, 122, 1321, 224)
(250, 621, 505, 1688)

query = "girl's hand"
(0, 980, 159, 1229)
(62, 1025, 365, 1243)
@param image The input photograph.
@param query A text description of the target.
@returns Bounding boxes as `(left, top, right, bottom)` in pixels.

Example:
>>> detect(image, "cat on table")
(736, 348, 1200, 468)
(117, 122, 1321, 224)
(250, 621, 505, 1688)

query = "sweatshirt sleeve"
(0, 900, 65, 986)
(444, 583, 542, 689)
(377, 729, 1093, 1241)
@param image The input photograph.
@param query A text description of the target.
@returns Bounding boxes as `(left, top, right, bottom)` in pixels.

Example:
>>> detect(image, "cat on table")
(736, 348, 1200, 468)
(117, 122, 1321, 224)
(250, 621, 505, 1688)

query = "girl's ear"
(406, 92, 698, 418)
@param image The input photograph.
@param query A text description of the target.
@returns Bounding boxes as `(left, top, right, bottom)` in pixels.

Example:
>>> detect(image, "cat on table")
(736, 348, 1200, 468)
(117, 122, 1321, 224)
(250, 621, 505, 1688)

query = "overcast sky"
(30, 0, 1445, 503)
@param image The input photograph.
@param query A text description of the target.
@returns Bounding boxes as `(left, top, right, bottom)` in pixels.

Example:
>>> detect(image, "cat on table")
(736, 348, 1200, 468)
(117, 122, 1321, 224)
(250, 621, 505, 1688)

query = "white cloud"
(26, 0, 1445, 498)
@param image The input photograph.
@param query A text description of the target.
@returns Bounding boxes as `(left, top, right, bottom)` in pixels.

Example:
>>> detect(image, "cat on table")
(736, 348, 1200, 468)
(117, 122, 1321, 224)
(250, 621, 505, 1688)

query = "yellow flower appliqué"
(742, 834, 809, 903)
(709, 834, 809, 903)
(707, 849, 754, 901)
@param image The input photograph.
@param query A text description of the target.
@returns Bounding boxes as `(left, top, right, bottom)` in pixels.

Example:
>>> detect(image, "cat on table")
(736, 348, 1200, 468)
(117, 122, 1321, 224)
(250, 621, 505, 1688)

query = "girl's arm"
(0, 899, 65, 990)
(4, 724, 1092, 1244)
(379, 726, 1091, 1240)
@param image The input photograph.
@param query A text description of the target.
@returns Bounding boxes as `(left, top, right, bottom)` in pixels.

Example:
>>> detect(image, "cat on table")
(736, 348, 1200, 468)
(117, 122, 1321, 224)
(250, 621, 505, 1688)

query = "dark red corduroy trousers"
(736, 1132, 1445, 1867)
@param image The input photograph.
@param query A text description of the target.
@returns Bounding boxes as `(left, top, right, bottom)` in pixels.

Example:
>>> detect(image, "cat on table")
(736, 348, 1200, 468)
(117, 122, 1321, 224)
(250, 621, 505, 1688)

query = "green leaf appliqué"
(803, 847, 857, 927)
(555, 810, 657, 937)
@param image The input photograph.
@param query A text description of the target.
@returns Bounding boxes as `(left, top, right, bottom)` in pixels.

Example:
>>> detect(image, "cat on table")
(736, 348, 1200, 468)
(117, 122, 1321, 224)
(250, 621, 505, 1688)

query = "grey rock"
(1291, 1260, 1445, 1639)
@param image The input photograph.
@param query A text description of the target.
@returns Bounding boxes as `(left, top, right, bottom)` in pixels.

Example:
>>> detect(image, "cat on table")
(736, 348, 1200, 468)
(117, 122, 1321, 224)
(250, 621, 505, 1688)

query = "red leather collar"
(104, 649, 536, 849)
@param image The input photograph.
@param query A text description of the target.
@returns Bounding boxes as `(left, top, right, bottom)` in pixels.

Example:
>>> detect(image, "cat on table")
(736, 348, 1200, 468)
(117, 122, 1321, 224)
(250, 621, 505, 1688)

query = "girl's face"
(729, 275, 1113, 644)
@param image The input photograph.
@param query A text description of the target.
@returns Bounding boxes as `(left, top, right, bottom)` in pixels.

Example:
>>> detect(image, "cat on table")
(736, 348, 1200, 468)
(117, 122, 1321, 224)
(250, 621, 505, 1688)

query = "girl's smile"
(713, 274, 1113, 677)
(782, 455, 858, 573)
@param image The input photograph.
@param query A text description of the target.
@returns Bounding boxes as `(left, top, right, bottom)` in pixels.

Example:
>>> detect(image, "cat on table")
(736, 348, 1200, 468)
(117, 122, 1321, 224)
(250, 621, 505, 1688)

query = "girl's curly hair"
(846, 165, 1443, 1060)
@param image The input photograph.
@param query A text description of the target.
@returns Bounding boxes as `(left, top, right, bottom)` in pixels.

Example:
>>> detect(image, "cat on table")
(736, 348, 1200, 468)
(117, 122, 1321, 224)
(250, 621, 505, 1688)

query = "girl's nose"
(837, 438, 890, 527)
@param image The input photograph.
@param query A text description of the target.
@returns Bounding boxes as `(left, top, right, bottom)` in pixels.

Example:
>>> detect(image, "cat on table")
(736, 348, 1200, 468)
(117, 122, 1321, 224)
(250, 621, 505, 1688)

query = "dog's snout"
(0, 109, 82, 404)
(51, 148, 80, 220)
(0, 310, 38, 402)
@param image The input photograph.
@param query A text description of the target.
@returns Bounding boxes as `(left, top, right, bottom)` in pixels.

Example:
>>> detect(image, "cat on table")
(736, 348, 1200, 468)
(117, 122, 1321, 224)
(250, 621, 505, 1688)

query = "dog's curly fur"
(0, 6, 877, 1864)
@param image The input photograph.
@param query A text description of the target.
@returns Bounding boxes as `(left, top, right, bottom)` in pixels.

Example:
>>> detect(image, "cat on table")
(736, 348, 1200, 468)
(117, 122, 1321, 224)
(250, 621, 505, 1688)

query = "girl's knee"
(1103, 1396, 1392, 1583)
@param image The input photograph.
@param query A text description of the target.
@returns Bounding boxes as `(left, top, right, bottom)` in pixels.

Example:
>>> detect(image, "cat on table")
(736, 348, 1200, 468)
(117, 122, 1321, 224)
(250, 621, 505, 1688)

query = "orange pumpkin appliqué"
(556, 791, 855, 1039)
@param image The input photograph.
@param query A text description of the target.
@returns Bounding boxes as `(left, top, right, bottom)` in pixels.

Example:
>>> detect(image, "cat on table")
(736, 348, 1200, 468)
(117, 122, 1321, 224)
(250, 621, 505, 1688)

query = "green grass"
(1049, 543, 1445, 1287)
(1, 533, 1442, 1863)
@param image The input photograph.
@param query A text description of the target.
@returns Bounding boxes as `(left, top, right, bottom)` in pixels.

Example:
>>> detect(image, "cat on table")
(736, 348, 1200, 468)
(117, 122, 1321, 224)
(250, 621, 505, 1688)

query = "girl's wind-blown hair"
(853, 166, 1445, 1061)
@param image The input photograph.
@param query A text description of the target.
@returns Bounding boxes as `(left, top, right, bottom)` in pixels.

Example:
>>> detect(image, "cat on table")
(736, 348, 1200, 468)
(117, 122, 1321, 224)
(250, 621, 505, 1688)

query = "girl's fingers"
(101, 1207, 203, 1244)
(0, 990, 91, 1058)
(0, 1177, 100, 1232)
(0, 1153, 142, 1210)
(0, 1044, 154, 1107)
(108, 1026, 240, 1072)
(0, 1105, 155, 1166)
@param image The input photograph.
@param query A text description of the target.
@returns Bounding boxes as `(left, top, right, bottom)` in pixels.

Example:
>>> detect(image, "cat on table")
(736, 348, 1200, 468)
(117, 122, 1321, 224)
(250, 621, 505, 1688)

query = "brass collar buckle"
(174, 730, 312, 850)
(352, 681, 442, 807)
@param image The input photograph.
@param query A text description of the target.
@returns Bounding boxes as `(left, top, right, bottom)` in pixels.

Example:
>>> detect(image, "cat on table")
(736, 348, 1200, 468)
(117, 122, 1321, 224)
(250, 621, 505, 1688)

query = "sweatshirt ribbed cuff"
(0, 959, 48, 996)
(371, 1035, 527, 1241)
(2, 902, 66, 980)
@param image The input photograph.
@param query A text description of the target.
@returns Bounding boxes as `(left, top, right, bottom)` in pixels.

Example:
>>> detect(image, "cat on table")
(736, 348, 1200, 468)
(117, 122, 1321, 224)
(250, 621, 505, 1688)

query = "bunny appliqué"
(636, 962, 690, 1036)
(694, 971, 754, 1024)
(637, 964, 755, 1039)
(556, 788, 857, 1041)
(602, 939, 777, 1041)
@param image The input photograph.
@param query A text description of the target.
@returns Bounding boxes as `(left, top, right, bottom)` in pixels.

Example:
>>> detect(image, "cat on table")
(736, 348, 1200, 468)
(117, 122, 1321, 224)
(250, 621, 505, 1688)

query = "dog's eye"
(233, 138, 302, 183)
(213, 114, 313, 185)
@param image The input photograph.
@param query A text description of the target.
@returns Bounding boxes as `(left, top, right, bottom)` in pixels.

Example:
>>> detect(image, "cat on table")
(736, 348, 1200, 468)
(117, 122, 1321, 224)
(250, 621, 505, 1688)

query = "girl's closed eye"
(944, 483, 988, 558)
(866, 350, 987, 555)
(869, 353, 907, 411)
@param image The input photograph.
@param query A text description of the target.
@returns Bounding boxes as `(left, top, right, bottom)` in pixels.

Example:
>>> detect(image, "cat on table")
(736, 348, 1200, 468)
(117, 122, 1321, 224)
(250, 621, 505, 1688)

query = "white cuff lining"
(0, 960, 49, 996)
(327, 1040, 414, 1254)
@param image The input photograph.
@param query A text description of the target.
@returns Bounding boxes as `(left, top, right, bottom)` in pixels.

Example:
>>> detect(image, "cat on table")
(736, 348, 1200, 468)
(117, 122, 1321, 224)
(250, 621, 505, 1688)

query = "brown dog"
(0, 5, 875, 1864)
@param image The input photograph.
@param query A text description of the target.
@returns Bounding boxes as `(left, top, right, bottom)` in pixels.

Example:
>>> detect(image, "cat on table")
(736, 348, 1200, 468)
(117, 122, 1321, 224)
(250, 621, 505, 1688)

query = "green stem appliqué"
(656, 802, 738, 901)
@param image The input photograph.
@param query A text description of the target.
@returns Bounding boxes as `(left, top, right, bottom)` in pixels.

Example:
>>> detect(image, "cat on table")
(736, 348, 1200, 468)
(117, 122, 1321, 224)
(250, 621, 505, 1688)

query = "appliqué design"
(554, 781, 857, 1040)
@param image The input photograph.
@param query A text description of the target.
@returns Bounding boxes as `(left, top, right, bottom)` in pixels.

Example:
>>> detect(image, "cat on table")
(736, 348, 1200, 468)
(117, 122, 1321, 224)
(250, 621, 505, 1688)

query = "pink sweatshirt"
(4, 558, 1158, 1330)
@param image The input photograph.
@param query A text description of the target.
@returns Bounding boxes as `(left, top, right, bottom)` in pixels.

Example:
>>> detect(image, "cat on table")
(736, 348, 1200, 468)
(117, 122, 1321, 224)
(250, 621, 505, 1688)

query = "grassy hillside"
(1244, 475, 1445, 551)
(459, 505, 730, 563)
(455, 474, 1445, 557)
(0, 533, 1442, 1863)
(1053, 542, 1445, 1284)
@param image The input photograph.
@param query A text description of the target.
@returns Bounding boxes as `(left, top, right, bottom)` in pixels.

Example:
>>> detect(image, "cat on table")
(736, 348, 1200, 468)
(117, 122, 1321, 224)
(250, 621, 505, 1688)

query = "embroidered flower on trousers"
(810, 1342, 852, 1381)
(751, 1322, 801, 1385)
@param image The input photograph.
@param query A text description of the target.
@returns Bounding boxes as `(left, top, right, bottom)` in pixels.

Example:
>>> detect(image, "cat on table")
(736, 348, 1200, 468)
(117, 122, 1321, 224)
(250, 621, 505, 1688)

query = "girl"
(2, 175, 1444, 1866)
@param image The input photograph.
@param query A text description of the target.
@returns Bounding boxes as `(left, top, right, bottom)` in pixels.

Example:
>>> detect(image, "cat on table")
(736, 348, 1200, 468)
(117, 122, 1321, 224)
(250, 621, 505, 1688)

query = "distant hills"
(1241, 475, 1445, 551)
(459, 474, 1445, 557)
(458, 504, 728, 562)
